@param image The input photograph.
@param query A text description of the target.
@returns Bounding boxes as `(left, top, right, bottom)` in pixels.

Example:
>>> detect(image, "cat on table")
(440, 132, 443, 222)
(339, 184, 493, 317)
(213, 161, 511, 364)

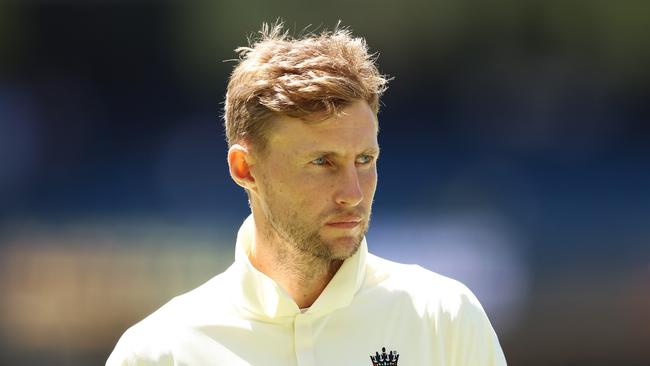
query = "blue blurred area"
(1, 1, 649, 365)
(2, 1, 647, 259)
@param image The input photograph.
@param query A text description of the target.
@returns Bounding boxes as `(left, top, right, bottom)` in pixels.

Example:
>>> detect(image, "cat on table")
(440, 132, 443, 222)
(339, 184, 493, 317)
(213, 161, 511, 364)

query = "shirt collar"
(229, 214, 368, 321)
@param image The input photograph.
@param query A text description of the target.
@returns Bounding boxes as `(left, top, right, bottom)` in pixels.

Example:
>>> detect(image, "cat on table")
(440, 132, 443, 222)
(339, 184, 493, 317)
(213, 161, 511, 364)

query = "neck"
(248, 214, 343, 309)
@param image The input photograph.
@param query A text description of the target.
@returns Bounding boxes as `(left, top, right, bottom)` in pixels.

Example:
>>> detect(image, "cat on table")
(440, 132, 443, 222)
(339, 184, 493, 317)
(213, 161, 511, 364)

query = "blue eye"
(356, 155, 373, 164)
(311, 157, 327, 165)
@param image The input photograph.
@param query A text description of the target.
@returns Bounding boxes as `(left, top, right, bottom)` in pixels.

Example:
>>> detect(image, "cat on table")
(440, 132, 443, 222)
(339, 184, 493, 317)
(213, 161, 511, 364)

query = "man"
(107, 22, 507, 366)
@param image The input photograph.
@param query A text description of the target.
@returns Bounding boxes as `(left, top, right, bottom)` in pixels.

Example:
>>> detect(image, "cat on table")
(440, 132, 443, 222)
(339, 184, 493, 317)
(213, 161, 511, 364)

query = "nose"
(334, 164, 364, 207)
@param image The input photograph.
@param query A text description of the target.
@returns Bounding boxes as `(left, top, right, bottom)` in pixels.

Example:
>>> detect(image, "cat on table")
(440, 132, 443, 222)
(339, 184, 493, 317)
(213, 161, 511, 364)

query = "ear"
(227, 144, 257, 192)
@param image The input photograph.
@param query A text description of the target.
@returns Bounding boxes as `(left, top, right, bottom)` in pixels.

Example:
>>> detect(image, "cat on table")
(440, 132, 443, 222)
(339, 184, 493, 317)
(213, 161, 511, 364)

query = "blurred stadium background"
(1, 1, 649, 365)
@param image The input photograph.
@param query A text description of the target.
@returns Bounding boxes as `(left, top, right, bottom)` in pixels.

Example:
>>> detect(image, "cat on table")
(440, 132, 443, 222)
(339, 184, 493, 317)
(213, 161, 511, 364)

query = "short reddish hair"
(223, 22, 390, 152)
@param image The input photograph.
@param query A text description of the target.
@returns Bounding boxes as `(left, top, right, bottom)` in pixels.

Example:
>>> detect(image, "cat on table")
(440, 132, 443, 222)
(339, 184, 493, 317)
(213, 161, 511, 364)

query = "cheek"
(273, 172, 323, 203)
(360, 169, 378, 193)
(288, 175, 338, 210)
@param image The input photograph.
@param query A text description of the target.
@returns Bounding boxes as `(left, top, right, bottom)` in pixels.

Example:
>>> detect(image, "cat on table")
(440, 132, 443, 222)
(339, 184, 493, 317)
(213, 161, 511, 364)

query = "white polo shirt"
(107, 216, 507, 366)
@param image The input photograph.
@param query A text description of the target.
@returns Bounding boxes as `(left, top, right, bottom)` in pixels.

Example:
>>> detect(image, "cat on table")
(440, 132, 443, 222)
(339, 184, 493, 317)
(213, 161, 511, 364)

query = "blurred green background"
(1, 1, 649, 365)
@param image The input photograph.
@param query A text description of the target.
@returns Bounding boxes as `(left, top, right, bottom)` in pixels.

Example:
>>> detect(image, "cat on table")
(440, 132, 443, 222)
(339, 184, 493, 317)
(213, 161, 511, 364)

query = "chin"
(327, 236, 363, 260)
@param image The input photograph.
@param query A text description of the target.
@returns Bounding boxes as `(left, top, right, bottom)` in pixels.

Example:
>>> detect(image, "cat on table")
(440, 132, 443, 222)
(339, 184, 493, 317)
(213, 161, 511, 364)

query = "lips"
(325, 216, 362, 229)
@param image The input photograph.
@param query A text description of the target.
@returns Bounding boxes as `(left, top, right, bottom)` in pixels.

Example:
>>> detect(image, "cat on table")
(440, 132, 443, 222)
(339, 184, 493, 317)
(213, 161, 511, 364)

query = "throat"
(250, 238, 343, 308)
(248, 211, 345, 308)
(276, 256, 344, 309)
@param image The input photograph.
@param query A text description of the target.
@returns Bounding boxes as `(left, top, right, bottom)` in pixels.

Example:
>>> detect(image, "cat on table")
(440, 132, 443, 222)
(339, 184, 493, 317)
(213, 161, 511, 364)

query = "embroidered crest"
(370, 346, 399, 366)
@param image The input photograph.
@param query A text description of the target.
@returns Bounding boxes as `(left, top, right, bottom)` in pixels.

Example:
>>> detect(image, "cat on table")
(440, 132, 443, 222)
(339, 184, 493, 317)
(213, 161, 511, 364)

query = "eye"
(356, 154, 374, 164)
(310, 157, 328, 166)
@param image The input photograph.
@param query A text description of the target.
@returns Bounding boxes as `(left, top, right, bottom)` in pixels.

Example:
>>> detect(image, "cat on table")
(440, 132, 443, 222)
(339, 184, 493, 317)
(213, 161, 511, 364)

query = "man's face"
(252, 100, 379, 261)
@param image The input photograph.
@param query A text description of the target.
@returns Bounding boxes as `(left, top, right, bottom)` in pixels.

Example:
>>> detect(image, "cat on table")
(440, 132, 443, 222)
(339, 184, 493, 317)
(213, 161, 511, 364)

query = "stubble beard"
(268, 208, 369, 261)
(260, 186, 370, 263)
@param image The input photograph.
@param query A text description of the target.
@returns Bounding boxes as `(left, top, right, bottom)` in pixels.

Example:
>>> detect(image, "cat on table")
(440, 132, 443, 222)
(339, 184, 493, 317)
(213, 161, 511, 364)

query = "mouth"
(325, 217, 363, 229)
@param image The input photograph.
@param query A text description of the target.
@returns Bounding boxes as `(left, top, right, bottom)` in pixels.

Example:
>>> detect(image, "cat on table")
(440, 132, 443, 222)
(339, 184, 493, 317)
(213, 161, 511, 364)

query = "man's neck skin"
(247, 214, 343, 309)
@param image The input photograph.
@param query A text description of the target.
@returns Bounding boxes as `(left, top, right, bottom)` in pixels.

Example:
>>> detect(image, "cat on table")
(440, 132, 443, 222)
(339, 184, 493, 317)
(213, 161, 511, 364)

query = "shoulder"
(365, 253, 487, 319)
(106, 268, 236, 365)
(365, 254, 507, 364)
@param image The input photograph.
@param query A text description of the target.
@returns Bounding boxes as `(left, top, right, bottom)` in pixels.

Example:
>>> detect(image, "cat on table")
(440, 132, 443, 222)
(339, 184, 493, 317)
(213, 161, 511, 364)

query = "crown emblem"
(370, 346, 399, 366)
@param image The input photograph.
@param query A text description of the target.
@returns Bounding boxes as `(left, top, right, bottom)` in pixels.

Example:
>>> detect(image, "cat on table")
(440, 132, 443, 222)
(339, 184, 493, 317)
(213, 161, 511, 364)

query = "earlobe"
(227, 144, 256, 190)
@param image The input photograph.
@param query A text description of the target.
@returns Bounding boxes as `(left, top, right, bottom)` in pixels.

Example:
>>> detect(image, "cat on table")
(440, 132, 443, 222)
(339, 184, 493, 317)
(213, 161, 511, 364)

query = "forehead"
(266, 101, 379, 155)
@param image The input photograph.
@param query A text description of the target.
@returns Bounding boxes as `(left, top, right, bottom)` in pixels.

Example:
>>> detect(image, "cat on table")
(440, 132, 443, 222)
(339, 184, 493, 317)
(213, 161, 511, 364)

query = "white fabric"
(107, 215, 507, 365)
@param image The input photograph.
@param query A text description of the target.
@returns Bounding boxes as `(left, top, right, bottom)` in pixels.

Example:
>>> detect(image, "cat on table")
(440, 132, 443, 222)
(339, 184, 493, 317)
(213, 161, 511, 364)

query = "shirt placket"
(293, 313, 316, 366)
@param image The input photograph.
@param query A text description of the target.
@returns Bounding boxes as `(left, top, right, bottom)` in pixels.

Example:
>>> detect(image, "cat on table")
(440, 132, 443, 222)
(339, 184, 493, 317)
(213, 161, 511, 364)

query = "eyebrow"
(307, 147, 381, 157)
